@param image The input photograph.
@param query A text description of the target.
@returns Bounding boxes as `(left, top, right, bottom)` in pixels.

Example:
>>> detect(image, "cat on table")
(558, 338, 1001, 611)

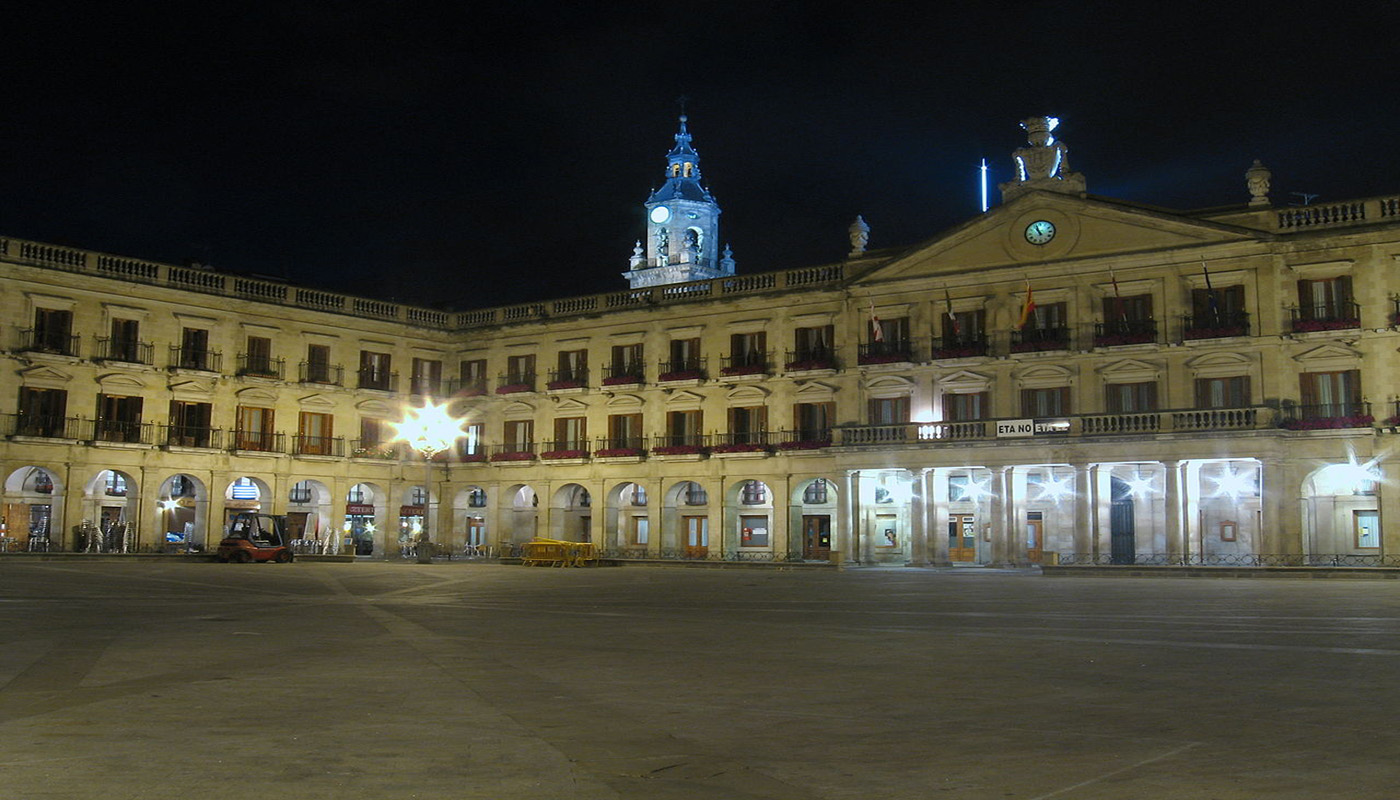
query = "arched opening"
(725, 479, 773, 558)
(550, 483, 592, 542)
(792, 477, 837, 560)
(606, 482, 649, 554)
(398, 483, 428, 555)
(345, 482, 386, 556)
(662, 480, 709, 557)
(453, 485, 489, 555)
(1109, 477, 1136, 564)
(1302, 461, 1380, 562)
(3, 466, 61, 551)
(286, 478, 333, 553)
(500, 484, 539, 548)
(157, 473, 208, 552)
(82, 469, 141, 552)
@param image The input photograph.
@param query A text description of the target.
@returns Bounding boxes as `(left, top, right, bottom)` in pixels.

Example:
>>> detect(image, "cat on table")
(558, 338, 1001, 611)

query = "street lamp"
(390, 399, 465, 563)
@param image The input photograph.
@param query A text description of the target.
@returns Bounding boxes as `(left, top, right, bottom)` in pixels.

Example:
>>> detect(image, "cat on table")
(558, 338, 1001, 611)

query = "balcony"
(593, 437, 647, 458)
(1291, 302, 1360, 333)
(350, 439, 399, 459)
(1183, 311, 1250, 340)
(232, 430, 285, 453)
(546, 368, 589, 391)
(495, 372, 535, 394)
(94, 419, 154, 445)
(490, 442, 538, 462)
(658, 359, 707, 382)
(293, 435, 344, 457)
(719, 351, 769, 377)
(164, 424, 222, 449)
(839, 406, 1277, 446)
(17, 328, 80, 357)
(170, 345, 223, 372)
(857, 340, 914, 365)
(1279, 402, 1372, 430)
(300, 361, 344, 386)
(783, 348, 837, 372)
(94, 337, 154, 365)
(773, 428, 833, 451)
(652, 433, 710, 455)
(6, 413, 84, 439)
(602, 363, 645, 386)
(1093, 319, 1157, 347)
(357, 369, 398, 392)
(711, 431, 770, 454)
(410, 377, 444, 396)
(237, 354, 286, 380)
(1010, 327, 1071, 353)
(540, 439, 591, 460)
(930, 334, 988, 360)
(447, 376, 488, 396)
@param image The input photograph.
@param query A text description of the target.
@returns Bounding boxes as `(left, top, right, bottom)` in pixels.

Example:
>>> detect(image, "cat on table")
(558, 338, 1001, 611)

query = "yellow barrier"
(520, 538, 598, 567)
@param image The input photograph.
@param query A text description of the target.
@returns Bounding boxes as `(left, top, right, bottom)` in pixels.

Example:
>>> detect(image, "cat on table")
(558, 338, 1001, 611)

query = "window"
(245, 336, 275, 377)
(236, 405, 276, 451)
(552, 417, 587, 450)
(803, 478, 829, 505)
(168, 400, 212, 447)
(948, 475, 972, 502)
(1105, 382, 1157, 413)
(668, 338, 702, 372)
(793, 401, 834, 440)
(305, 344, 333, 383)
(458, 423, 484, 457)
(728, 406, 767, 444)
(289, 480, 313, 504)
(503, 420, 534, 452)
(17, 387, 67, 437)
(740, 514, 769, 546)
(943, 309, 985, 341)
(793, 325, 834, 360)
(1021, 387, 1071, 417)
(609, 344, 644, 379)
(359, 350, 393, 390)
(728, 332, 766, 369)
(630, 516, 650, 545)
(359, 418, 389, 447)
(873, 316, 909, 346)
(740, 480, 767, 505)
(1300, 370, 1362, 419)
(1296, 276, 1355, 323)
(1195, 376, 1250, 409)
(347, 484, 367, 503)
(298, 411, 334, 455)
(458, 359, 487, 394)
(681, 481, 708, 505)
(607, 413, 643, 448)
(1355, 510, 1380, 548)
(108, 318, 141, 362)
(630, 485, 648, 507)
(1025, 301, 1067, 331)
(1098, 294, 1155, 344)
(555, 350, 587, 383)
(1189, 285, 1247, 333)
(665, 410, 703, 446)
(467, 488, 487, 508)
(505, 354, 535, 384)
(96, 394, 143, 442)
(411, 357, 442, 396)
(32, 308, 73, 354)
(106, 472, 129, 496)
(180, 328, 212, 370)
(409, 486, 427, 506)
(944, 392, 988, 421)
(868, 396, 910, 425)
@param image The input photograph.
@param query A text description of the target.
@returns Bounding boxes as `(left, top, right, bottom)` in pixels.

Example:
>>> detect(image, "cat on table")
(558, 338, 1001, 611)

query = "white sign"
(996, 418, 1070, 438)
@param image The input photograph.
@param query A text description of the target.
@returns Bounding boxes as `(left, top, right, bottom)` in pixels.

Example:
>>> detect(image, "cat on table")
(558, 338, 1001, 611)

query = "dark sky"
(4, 3, 1397, 310)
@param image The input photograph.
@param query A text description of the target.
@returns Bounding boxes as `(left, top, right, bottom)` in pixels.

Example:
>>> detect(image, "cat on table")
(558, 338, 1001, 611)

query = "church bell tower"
(624, 114, 734, 289)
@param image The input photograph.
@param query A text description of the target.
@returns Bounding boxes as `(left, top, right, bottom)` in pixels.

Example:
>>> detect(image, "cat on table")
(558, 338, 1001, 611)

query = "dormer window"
(683, 162, 694, 177)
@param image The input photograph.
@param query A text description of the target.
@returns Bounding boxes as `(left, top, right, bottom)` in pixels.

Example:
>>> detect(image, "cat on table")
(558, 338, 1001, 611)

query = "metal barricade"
(520, 538, 598, 567)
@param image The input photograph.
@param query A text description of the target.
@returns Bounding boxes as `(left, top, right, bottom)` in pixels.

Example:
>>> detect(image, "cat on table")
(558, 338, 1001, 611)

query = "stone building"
(3, 116, 1399, 566)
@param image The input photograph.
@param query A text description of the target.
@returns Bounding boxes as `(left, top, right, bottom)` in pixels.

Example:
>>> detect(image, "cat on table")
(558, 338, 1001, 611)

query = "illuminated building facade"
(3, 117, 1399, 566)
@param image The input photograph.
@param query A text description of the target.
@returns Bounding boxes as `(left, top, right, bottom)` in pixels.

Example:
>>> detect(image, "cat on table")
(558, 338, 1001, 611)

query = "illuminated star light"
(390, 399, 465, 458)
(1210, 468, 1256, 499)
(1038, 474, 1073, 502)
(1126, 472, 1155, 497)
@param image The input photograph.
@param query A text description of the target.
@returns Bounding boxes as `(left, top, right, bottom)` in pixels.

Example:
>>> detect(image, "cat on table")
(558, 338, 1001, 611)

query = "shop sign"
(996, 418, 1070, 438)
(345, 503, 375, 515)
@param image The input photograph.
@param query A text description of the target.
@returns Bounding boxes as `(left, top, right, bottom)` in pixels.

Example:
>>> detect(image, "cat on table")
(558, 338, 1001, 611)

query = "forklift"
(216, 512, 294, 563)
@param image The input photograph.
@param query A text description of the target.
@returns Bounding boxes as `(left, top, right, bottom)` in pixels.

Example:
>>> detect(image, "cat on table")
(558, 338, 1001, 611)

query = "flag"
(1016, 281, 1037, 330)
(944, 287, 961, 336)
(1203, 261, 1221, 323)
(1110, 268, 1126, 329)
(870, 300, 884, 342)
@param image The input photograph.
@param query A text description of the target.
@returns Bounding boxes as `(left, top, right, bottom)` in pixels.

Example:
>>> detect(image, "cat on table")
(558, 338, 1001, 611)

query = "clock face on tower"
(649, 205, 671, 224)
(1024, 220, 1056, 245)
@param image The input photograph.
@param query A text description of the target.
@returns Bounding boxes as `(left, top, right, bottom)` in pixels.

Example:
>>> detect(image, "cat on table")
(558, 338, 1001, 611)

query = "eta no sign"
(997, 419, 1035, 438)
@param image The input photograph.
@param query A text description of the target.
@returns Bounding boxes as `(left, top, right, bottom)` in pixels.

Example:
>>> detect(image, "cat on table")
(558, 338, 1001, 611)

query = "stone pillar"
(484, 481, 503, 553)
(1259, 458, 1295, 559)
(1163, 460, 1184, 563)
(929, 470, 951, 567)
(1381, 462, 1400, 560)
(1093, 465, 1114, 559)
(988, 465, 1011, 566)
(770, 475, 791, 561)
(908, 468, 931, 566)
(139, 466, 164, 551)
(1073, 463, 1094, 560)
(838, 470, 857, 564)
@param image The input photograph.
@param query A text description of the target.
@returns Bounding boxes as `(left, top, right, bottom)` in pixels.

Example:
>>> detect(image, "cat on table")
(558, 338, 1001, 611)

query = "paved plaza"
(1, 561, 1398, 799)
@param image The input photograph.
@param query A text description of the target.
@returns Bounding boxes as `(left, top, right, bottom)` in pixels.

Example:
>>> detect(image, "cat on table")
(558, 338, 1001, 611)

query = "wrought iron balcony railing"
(237, 354, 285, 379)
(1183, 311, 1250, 340)
(6, 413, 84, 439)
(858, 340, 915, 364)
(300, 361, 344, 385)
(94, 337, 154, 365)
(357, 369, 398, 392)
(1278, 402, 1372, 430)
(94, 419, 155, 444)
(169, 345, 223, 372)
(447, 376, 488, 396)
(784, 348, 837, 371)
(1010, 326, 1071, 353)
(719, 351, 770, 376)
(930, 334, 989, 360)
(545, 368, 588, 390)
(293, 435, 344, 456)
(495, 371, 535, 393)
(602, 363, 646, 385)
(593, 437, 647, 457)
(231, 429, 285, 453)
(657, 358, 707, 381)
(17, 328, 80, 356)
(1290, 302, 1361, 332)
(1093, 319, 1157, 347)
(164, 424, 222, 449)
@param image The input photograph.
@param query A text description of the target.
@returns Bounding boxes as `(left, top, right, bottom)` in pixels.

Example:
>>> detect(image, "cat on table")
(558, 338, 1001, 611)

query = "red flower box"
(784, 359, 835, 372)
(857, 352, 910, 365)
(1291, 318, 1359, 333)
(658, 370, 705, 382)
(594, 447, 644, 458)
(653, 444, 704, 455)
(711, 442, 767, 454)
(495, 383, 532, 394)
(540, 449, 588, 460)
(776, 439, 830, 451)
(489, 451, 536, 462)
(720, 364, 765, 376)
(602, 374, 644, 386)
(458, 453, 487, 463)
(546, 380, 586, 391)
(1280, 414, 1374, 430)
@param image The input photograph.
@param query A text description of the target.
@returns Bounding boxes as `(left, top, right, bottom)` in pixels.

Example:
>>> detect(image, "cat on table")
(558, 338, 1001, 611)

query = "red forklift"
(216, 513, 294, 563)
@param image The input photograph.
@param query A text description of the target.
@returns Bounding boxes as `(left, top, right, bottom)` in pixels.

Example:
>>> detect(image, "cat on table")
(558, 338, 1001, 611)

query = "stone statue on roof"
(1000, 115, 1086, 202)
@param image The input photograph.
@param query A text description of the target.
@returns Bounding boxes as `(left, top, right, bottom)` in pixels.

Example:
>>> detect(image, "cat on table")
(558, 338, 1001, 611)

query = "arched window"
(741, 480, 766, 505)
(803, 479, 828, 505)
(289, 480, 313, 504)
(467, 488, 487, 508)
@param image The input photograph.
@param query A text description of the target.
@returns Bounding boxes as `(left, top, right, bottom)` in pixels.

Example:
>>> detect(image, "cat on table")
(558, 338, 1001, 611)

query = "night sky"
(4, 4, 1397, 310)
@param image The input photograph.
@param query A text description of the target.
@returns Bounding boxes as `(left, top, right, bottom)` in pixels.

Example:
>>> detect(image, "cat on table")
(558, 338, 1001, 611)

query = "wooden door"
(948, 513, 977, 562)
(683, 515, 709, 559)
(802, 515, 831, 560)
(1025, 513, 1043, 563)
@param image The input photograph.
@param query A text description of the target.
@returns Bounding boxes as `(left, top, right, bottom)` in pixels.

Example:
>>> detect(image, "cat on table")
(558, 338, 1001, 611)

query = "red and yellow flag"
(1016, 281, 1037, 330)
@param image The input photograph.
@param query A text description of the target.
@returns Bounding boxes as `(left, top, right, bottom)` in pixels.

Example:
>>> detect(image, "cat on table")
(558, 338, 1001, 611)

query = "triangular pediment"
(503, 401, 536, 417)
(168, 378, 215, 397)
(605, 393, 644, 409)
(725, 385, 769, 402)
(97, 373, 147, 390)
(860, 192, 1265, 286)
(356, 399, 394, 416)
(865, 375, 915, 395)
(1293, 344, 1361, 364)
(793, 381, 838, 399)
(19, 364, 74, 383)
(665, 390, 706, 406)
(236, 387, 278, 404)
(1014, 363, 1074, 385)
(936, 370, 993, 393)
(297, 393, 336, 409)
(1099, 359, 1162, 380)
(554, 397, 589, 412)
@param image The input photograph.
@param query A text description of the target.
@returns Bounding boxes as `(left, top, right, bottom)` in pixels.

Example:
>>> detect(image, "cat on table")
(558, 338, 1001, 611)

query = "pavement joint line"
(952, 629, 1400, 656)
(1024, 742, 1204, 800)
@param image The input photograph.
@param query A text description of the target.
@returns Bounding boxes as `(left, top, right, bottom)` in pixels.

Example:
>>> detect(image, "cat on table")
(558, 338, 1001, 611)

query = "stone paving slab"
(1, 561, 1398, 798)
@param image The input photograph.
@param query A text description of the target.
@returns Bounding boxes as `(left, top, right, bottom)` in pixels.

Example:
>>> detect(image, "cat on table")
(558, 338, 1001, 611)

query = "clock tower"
(625, 114, 734, 289)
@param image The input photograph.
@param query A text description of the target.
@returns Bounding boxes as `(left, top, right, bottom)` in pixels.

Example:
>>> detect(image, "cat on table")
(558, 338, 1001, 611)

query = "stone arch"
(549, 483, 593, 541)
(606, 481, 650, 552)
(453, 485, 489, 551)
(156, 473, 210, 550)
(81, 468, 141, 551)
(1301, 461, 1380, 559)
(662, 480, 711, 553)
(285, 478, 333, 547)
(3, 465, 63, 549)
(725, 478, 773, 555)
(498, 483, 539, 546)
(345, 481, 388, 556)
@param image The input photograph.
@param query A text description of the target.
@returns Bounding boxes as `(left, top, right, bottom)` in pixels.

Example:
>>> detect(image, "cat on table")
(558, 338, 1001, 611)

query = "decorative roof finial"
(848, 215, 870, 257)
(1245, 159, 1271, 207)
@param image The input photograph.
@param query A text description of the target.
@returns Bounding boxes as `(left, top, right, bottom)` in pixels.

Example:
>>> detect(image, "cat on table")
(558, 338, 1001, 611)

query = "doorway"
(802, 515, 831, 560)
(1110, 477, 1136, 564)
(1026, 512, 1043, 563)
(948, 513, 977, 561)
(683, 515, 709, 558)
